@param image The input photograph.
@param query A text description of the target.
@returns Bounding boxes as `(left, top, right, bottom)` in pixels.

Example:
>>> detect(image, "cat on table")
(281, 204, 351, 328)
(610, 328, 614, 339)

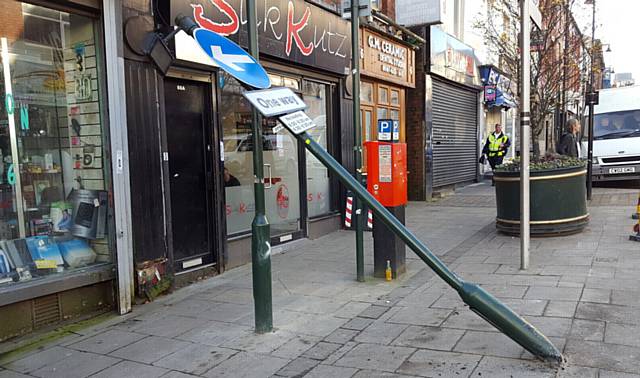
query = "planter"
(494, 165, 589, 236)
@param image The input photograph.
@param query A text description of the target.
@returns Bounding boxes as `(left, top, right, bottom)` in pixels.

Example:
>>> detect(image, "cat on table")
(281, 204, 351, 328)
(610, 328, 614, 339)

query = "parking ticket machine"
(365, 142, 407, 207)
(364, 119, 408, 279)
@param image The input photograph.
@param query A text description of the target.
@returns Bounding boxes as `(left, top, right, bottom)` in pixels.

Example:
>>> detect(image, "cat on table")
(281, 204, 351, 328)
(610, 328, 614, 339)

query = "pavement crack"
(279, 277, 293, 295)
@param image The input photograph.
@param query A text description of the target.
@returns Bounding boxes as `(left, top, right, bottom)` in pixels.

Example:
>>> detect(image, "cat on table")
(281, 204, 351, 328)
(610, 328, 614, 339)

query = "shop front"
(155, 0, 351, 271)
(0, 0, 127, 341)
(359, 27, 415, 172)
(406, 26, 482, 200)
(479, 64, 517, 168)
(220, 72, 339, 244)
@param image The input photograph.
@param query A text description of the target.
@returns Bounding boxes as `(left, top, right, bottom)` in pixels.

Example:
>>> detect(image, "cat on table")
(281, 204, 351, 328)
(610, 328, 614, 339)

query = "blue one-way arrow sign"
(193, 28, 271, 89)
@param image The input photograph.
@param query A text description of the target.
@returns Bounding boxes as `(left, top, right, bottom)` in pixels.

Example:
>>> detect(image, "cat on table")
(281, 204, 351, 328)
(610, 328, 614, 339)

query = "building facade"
(120, 0, 354, 294)
(358, 24, 416, 173)
(403, 23, 482, 200)
(0, 0, 132, 341)
(0, 0, 416, 342)
(397, 0, 503, 199)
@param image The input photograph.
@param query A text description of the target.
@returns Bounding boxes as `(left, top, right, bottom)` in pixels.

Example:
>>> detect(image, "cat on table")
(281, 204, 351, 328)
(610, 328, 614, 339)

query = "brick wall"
(406, 27, 426, 201)
(406, 73, 425, 200)
(380, 0, 395, 21)
(0, 0, 24, 42)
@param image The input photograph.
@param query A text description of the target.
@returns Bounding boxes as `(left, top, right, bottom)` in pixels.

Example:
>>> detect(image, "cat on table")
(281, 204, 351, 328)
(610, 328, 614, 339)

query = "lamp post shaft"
(520, 0, 531, 270)
(587, 0, 596, 200)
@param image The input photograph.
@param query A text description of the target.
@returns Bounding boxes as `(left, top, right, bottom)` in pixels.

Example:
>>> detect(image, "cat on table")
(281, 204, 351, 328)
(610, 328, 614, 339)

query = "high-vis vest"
(488, 133, 508, 157)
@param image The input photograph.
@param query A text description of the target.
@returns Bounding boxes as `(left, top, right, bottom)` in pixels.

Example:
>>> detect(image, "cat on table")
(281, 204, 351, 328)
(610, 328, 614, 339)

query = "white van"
(584, 86, 640, 181)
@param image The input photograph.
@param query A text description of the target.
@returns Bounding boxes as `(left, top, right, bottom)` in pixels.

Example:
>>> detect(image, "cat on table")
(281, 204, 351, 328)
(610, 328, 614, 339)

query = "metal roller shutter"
(432, 79, 478, 187)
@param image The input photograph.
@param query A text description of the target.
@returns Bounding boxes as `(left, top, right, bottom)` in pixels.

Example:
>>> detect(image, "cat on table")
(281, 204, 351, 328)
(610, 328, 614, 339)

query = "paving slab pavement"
(2, 183, 640, 377)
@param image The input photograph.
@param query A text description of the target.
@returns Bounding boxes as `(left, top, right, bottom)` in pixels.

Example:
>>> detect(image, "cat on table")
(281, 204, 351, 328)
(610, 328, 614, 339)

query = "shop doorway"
(165, 78, 217, 272)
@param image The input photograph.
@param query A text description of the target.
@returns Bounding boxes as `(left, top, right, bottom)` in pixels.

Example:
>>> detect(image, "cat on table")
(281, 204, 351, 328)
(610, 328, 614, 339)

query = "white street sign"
(279, 111, 316, 134)
(396, 0, 443, 27)
(342, 0, 371, 19)
(272, 124, 284, 134)
(530, 0, 542, 29)
(243, 87, 306, 117)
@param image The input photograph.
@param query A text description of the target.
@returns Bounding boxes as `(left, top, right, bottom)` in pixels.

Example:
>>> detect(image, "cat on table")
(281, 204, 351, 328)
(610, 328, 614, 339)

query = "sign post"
(246, 0, 272, 333)
(586, 0, 597, 200)
(173, 11, 274, 332)
(520, 0, 531, 271)
(351, 0, 365, 282)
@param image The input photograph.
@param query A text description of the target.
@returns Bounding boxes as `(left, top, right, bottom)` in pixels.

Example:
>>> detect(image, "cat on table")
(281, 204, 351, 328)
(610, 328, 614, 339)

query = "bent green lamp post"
(173, 11, 561, 364)
(295, 131, 563, 364)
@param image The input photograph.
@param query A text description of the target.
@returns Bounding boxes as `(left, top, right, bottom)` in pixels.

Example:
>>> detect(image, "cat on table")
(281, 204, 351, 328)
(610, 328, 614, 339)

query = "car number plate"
(608, 167, 636, 174)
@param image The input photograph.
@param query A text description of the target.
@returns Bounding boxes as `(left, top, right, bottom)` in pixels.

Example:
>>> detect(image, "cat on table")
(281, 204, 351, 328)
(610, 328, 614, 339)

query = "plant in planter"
(493, 154, 589, 236)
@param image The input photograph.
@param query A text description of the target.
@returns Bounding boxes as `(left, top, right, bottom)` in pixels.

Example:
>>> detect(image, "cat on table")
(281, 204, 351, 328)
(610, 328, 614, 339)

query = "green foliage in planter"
(494, 153, 586, 173)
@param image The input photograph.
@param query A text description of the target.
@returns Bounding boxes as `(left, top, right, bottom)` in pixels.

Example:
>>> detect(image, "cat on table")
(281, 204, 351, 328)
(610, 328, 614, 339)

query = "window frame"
(0, 0, 115, 304)
(360, 82, 405, 173)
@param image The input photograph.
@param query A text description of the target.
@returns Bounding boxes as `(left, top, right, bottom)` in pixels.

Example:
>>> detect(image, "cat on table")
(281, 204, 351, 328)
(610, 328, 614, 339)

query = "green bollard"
(297, 132, 563, 363)
(251, 213, 273, 333)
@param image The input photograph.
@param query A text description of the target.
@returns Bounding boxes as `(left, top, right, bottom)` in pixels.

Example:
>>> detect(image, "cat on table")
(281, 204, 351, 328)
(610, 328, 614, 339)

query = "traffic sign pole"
(246, 0, 273, 333)
(587, 0, 596, 201)
(351, 0, 365, 283)
(520, 0, 531, 271)
(286, 128, 562, 363)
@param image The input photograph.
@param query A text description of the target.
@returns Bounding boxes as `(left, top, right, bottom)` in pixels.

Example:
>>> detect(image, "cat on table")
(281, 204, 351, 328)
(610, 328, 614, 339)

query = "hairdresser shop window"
(0, 1, 113, 289)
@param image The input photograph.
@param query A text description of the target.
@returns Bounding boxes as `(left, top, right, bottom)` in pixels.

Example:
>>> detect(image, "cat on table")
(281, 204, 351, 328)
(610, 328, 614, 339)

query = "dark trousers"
(488, 155, 504, 170)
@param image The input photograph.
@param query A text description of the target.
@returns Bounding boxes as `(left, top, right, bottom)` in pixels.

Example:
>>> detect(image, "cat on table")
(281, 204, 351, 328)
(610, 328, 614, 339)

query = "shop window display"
(303, 80, 331, 218)
(221, 72, 334, 236)
(0, 2, 112, 287)
(221, 73, 301, 236)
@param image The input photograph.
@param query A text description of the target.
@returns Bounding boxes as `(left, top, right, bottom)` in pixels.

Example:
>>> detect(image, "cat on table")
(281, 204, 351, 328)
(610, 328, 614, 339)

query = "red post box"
(365, 141, 407, 207)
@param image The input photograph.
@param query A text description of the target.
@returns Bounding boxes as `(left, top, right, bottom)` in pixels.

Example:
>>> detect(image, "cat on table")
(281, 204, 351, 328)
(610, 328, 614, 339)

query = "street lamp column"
(586, 0, 596, 200)
(520, 0, 531, 270)
(351, 0, 365, 282)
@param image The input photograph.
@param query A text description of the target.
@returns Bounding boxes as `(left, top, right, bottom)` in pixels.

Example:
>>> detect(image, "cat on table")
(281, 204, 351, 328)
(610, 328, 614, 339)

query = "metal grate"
(601, 156, 640, 164)
(431, 78, 479, 188)
(32, 294, 61, 328)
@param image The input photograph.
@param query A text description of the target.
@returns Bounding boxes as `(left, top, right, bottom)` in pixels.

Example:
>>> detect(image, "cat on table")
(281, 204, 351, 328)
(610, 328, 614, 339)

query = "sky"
(573, 0, 640, 81)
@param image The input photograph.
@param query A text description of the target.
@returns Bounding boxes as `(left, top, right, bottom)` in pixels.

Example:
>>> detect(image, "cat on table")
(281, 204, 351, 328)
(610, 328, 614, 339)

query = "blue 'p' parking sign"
(378, 119, 392, 141)
(392, 120, 399, 141)
(378, 119, 399, 141)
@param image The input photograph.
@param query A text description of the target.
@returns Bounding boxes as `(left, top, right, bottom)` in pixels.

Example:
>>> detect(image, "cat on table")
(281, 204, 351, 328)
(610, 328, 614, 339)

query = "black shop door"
(165, 78, 216, 272)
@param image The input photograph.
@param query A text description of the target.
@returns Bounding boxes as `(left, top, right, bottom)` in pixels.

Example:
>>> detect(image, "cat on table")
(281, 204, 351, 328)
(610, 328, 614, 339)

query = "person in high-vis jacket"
(481, 123, 511, 170)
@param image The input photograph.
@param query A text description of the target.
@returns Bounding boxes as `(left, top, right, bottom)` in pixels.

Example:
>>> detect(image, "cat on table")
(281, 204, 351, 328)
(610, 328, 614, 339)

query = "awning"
(479, 64, 517, 109)
(489, 88, 517, 109)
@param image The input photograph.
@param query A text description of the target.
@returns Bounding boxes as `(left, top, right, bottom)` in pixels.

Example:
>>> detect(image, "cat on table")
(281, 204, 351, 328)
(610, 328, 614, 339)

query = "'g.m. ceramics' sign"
(360, 28, 415, 88)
